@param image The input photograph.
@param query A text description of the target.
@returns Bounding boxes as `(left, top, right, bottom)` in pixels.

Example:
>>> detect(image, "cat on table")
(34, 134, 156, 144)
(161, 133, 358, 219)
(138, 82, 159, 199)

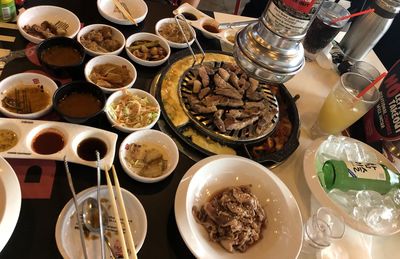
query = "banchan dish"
(0, 118, 117, 169)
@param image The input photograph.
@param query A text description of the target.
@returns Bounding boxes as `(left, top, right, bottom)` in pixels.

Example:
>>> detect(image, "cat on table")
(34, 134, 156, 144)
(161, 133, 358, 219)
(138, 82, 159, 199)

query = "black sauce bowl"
(37, 36, 86, 78)
(53, 81, 106, 124)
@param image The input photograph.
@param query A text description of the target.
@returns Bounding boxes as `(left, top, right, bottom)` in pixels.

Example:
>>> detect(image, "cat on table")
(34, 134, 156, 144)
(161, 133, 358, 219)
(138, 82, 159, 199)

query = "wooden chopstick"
(112, 165, 137, 258)
(105, 166, 137, 259)
(112, 0, 138, 26)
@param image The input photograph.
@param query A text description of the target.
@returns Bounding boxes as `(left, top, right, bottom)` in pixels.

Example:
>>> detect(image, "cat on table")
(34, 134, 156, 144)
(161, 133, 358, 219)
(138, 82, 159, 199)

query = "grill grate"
(178, 61, 279, 144)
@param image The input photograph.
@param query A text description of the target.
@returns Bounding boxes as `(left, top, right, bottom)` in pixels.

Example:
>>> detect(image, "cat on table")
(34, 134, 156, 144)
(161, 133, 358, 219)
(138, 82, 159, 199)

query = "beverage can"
(0, 0, 16, 22)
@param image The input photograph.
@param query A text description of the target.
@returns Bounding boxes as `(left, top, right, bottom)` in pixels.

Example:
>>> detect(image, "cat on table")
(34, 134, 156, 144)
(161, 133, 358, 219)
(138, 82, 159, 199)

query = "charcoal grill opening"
(178, 61, 279, 144)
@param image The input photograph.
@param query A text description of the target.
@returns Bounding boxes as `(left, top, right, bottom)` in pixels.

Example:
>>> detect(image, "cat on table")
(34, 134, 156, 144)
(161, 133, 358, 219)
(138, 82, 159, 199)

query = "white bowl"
(97, 0, 148, 25)
(17, 5, 81, 44)
(125, 32, 171, 67)
(84, 54, 136, 94)
(77, 24, 125, 56)
(0, 72, 58, 119)
(105, 88, 160, 132)
(155, 18, 196, 49)
(180, 155, 303, 259)
(119, 129, 179, 183)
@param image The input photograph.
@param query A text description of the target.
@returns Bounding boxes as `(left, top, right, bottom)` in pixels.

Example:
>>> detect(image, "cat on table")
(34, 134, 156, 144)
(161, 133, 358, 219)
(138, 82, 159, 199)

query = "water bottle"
(340, 0, 400, 62)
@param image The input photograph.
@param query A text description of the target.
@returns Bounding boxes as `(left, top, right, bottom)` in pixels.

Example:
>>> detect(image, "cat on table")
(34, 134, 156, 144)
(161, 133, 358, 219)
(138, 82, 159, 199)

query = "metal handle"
(218, 20, 256, 30)
(174, 14, 205, 67)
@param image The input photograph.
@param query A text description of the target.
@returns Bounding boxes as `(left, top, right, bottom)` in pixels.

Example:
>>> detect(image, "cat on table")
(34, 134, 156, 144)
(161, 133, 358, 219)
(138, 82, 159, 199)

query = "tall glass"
(303, 2, 350, 60)
(311, 72, 380, 137)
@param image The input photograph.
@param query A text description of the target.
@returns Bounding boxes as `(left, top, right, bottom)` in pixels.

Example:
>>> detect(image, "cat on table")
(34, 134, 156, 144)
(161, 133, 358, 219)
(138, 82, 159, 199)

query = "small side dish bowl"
(105, 88, 160, 132)
(119, 129, 179, 183)
(84, 54, 137, 94)
(53, 81, 106, 124)
(97, 0, 148, 25)
(36, 36, 86, 78)
(0, 72, 58, 119)
(125, 32, 171, 67)
(17, 5, 81, 44)
(77, 24, 125, 56)
(155, 18, 196, 49)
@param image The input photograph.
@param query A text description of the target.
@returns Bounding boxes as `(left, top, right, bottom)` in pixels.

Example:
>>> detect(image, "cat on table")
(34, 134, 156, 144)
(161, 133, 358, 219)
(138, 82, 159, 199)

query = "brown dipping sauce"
(57, 92, 103, 118)
(41, 45, 82, 66)
(32, 129, 65, 155)
(181, 12, 197, 21)
(203, 24, 220, 34)
(77, 137, 107, 161)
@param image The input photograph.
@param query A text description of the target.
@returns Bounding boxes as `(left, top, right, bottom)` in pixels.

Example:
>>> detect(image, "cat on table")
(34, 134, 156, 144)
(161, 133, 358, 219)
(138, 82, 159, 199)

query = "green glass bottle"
(322, 160, 400, 194)
(0, 0, 16, 22)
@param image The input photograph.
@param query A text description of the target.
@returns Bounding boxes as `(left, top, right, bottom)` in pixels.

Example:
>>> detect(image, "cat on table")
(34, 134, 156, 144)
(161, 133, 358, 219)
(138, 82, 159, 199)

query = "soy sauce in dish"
(203, 24, 220, 34)
(32, 129, 65, 155)
(77, 137, 107, 161)
(181, 12, 197, 21)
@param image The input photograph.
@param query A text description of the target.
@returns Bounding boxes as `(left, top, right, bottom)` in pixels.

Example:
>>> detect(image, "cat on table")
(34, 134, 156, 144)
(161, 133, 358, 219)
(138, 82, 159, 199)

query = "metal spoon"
(82, 197, 118, 259)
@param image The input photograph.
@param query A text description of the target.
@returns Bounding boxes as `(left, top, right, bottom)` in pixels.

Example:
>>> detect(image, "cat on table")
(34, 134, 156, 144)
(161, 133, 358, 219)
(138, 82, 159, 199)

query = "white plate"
(175, 155, 303, 259)
(97, 0, 148, 25)
(17, 5, 81, 44)
(0, 156, 21, 252)
(303, 137, 400, 236)
(0, 118, 117, 169)
(55, 186, 147, 259)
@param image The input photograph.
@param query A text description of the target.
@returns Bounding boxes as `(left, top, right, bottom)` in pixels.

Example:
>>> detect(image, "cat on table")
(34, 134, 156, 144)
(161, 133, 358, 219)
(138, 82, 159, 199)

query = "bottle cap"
(323, 161, 335, 190)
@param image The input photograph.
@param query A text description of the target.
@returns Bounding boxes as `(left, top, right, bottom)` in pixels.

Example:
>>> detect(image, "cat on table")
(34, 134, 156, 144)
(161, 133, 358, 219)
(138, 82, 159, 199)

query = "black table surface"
(0, 1, 222, 258)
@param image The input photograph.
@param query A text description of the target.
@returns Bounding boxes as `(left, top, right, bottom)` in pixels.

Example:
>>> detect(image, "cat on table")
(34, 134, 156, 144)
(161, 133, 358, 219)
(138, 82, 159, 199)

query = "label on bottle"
(1, 6, 11, 20)
(266, 1, 311, 35)
(345, 161, 387, 181)
(283, 0, 316, 14)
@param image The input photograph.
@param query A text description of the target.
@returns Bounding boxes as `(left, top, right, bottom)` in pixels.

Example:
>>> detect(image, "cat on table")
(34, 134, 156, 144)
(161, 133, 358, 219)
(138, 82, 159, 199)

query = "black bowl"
(53, 81, 106, 124)
(37, 36, 86, 78)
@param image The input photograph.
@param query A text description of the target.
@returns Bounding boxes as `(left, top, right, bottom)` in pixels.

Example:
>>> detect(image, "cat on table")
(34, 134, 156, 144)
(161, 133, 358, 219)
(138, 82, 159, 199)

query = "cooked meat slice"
(244, 101, 266, 110)
(224, 116, 259, 131)
(214, 87, 243, 100)
(247, 77, 259, 94)
(256, 108, 277, 135)
(222, 63, 242, 74)
(214, 110, 226, 133)
(198, 66, 210, 87)
(192, 104, 218, 113)
(204, 64, 214, 75)
(229, 72, 240, 89)
(183, 93, 201, 105)
(32, 24, 55, 38)
(198, 87, 211, 99)
(246, 90, 268, 101)
(202, 95, 244, 107)
(192, 80, 202, 93)
(218, 68, 230, 81)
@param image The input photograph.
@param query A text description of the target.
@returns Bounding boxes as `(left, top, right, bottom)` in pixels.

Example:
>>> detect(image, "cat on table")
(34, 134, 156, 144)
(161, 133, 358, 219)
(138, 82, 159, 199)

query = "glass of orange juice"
(311, 72, 379, 138)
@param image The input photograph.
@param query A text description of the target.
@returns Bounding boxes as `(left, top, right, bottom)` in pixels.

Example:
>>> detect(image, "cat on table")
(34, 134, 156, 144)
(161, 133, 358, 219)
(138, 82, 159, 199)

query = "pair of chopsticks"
(112, 0, 138, 26)
(105, 165, 137, 259)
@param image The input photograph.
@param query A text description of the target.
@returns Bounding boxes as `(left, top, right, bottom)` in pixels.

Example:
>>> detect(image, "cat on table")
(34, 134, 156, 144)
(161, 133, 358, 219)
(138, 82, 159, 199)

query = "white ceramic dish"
(125, 32, 171, 67)
(0, 72, 58, 119)
(303, 137, 400, 236)
(173, 3, 251, 47)
(55, 186, 147, 259)
(17, 5, 81, 44)
(84, 54, 137, 94)
(0, 118, 117, 169)
(97, 0, 148, 25)
(105, 88, 160, 132)
(0, 157, 21, 252)
(175, 155, 303, 259)
(77, 24, 125, 56)
(119, 129, 179, 183)
(155, 18, 196, 49)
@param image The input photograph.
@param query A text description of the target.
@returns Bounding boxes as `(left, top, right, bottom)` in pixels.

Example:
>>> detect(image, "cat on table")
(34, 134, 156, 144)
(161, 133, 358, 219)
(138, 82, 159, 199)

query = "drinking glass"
(302, 207, 345, 254)
(350, 61, 380, 81)
(311, 72, 380, 138)
(303, 2, 350, 60)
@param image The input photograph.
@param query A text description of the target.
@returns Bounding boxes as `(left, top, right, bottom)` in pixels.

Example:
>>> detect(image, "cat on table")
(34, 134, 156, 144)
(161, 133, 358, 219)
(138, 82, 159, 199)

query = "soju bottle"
(322, 160, 400, 194)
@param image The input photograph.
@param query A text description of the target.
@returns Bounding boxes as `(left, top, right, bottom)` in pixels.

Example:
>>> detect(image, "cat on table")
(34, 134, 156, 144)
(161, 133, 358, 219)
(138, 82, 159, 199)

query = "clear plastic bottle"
(0, 0, 16, 22)
(322, 160, 400, 194)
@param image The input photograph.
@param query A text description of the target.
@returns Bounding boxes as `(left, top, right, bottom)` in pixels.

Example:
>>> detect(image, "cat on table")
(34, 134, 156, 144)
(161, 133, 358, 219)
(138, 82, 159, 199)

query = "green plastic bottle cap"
(323, 161, 335, 190)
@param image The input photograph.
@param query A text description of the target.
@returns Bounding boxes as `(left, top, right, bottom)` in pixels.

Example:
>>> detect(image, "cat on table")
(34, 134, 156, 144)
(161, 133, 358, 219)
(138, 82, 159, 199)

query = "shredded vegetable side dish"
(108, 90, 159, 128)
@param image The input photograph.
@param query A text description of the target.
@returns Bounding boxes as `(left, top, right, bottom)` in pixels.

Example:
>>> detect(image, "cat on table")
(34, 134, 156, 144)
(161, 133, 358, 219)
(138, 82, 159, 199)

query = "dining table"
(0, 0, 399, 259)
